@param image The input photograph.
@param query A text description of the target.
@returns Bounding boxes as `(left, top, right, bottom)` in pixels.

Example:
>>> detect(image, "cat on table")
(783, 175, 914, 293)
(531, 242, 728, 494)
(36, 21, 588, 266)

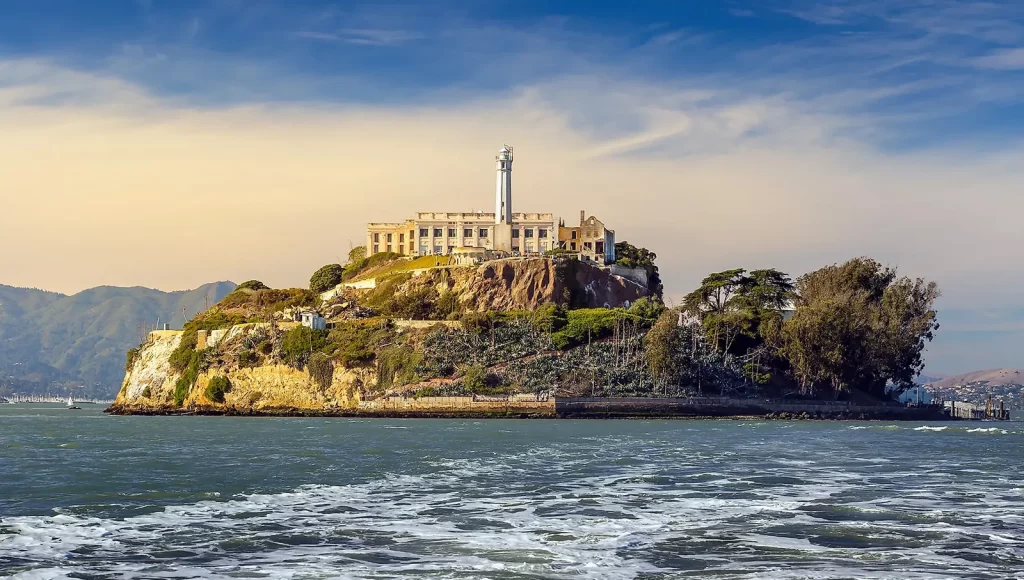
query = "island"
(108, 145, 957, 420)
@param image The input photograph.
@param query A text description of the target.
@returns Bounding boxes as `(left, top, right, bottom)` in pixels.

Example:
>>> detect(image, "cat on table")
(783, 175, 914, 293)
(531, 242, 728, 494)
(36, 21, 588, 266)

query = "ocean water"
(1, 405, 1022, 579)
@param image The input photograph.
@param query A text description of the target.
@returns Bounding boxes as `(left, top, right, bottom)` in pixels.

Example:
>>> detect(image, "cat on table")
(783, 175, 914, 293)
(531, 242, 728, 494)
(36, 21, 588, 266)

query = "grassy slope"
(349, 255, 452, 282)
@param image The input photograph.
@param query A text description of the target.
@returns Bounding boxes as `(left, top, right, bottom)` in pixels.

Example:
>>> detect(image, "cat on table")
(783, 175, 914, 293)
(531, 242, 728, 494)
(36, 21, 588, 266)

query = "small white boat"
(66, 395, 81, 410)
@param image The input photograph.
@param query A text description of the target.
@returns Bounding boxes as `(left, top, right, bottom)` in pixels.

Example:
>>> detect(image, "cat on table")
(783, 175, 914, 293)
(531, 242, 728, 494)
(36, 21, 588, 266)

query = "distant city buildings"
(366, 145, 616, 265)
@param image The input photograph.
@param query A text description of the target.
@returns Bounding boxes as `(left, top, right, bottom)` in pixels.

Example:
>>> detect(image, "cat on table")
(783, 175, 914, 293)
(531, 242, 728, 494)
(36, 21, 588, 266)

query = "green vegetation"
(375, 346, 422, 390)
(236, 280, 268, 291)
(614, 241, 663, 298)
(280, 326, 329, 367)
(348, 246, 367, 264)
(204, 376, 231, 403)
(125, 347, 140, 373)
(551, 308, 630, 350)
(349, 254, 452, 283)
(672, 258, 939, 399)
(309, 264, 344, 293)
(775, 258, 939, 397)
(308, 353, 334, 391)
(324, 320, 395, 367)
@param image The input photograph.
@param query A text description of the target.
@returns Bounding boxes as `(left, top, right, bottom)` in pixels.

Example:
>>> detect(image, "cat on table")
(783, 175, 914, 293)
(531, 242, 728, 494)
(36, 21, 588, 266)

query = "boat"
(66, 395, 81, 410)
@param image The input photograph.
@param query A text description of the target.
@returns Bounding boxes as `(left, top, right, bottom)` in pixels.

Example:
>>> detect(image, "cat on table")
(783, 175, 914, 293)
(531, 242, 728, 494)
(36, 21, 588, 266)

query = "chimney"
(580, 210, 585, 225)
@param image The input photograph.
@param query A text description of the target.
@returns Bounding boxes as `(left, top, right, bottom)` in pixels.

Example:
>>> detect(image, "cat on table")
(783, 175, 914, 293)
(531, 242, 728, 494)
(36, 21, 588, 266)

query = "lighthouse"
(495, 145, 513, 224)
(492, 144, 515, 251)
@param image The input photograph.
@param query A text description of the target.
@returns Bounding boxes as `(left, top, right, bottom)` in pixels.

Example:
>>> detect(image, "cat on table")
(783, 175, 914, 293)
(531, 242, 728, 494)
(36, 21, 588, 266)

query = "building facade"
(365, 145, 615, 263)
(557, 211, 616, 264)
(366, 212, 558, 257)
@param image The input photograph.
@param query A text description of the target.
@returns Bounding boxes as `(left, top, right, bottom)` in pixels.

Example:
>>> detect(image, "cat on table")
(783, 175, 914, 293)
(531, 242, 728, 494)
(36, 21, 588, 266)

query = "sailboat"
(66, 395, 81, 410)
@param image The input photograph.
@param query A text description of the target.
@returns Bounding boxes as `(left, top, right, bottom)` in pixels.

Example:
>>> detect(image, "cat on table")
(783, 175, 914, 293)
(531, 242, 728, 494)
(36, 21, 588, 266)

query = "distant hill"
(0, 282, 236, 398)
(925, 368, 1024, 388)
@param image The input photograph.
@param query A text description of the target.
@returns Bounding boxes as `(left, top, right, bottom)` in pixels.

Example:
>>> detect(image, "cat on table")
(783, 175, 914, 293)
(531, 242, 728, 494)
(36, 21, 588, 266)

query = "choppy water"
(1, 405, 1022, 579)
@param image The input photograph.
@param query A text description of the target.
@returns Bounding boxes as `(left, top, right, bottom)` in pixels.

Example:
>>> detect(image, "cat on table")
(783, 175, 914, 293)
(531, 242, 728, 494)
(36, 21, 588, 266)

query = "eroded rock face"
(409, 258, 647, 312)
(119, 331, 182, 402)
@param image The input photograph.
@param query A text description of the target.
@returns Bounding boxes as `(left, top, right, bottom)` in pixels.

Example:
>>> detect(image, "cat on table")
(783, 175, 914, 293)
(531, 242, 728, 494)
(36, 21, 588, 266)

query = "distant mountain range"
(0, 282, 236, 398)
(924, 368, 1024, 388)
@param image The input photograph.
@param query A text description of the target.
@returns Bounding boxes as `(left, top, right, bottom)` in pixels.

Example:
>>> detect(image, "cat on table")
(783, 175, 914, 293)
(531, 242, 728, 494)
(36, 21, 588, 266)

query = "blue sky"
(3, 0, 1024, 146)
(2, 0, 1024, 374)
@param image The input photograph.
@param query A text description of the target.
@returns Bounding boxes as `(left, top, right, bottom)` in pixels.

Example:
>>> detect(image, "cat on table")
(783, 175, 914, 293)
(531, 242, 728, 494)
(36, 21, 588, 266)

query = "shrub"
(459, 311, 496, 333)
(125, 347, 141, 372)
(205, 376, 231, 404)
(237, 280, 269, 291)
(280, 327, 329, 368)
(310, 264, 344, 293)
(236, 349, 258, 367)
(627, 297, 666, 323)
(551, 308, 626, 350)
(173, 351, 201, 406)
(530, 304, 568, 333)
(141, 385, 151, 398)
(257, 340, 274, 355)
(308, 353, 334, 391)
(375, 346, 421, 390)
(462, 364, 489, 393)
(435, 291, 462, 319)
(327, 322, 390, 367)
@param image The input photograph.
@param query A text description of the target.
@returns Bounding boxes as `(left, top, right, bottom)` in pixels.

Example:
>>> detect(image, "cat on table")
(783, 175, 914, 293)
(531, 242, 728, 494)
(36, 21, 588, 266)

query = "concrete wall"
(608, 265, 648, 288)
(359, 395, 554, 414)
(555, 397, 947, 419)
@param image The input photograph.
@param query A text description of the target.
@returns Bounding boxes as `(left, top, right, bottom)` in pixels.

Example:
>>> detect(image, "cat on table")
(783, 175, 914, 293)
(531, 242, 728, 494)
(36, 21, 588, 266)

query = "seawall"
(108, 395, 950, 420)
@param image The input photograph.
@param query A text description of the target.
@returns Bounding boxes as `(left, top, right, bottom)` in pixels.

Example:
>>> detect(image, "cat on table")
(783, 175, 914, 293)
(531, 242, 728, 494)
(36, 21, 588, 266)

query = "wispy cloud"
(296, 28, 423, 46)
(973, 47, 1024, 70)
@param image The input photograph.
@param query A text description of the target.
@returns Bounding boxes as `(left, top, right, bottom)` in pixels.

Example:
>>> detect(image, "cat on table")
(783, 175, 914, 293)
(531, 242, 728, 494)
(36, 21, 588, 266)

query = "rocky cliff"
(108, 257, 660, 415)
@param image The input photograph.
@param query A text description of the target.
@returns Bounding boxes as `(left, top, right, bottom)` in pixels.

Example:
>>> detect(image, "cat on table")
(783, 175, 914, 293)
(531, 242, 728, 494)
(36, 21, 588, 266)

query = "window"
(399, 233, 405, 243)
(448, 228, 456, 237)
(386, 244, 392, 252)
(479, 228, 488, 238)
(538, 228, 548, 238)
(513, 246, 520, 253)
(409, 242, 414, 251)
(410, 230, 415, 239)
(463, 228, 473, 237)
(448, 246, 455, 253)
(571, 230, 578, 239)
(570, 242, 576, 251)
(434, 228, 443, 237)
(373, 244, 380, 253)
(512, 229, 520, 239)
(373, 233, 380, 243)
(584, 242, 593, 250)
(596, 241, 604, 254)
(420, 228, 428, 237)
(434, 245, 443, 255)
(524, 229, 534, 238)
(386, 233, 392, 243)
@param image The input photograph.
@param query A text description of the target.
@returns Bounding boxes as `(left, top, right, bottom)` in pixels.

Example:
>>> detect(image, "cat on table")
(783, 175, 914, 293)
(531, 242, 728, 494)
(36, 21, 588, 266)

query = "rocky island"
(108, 247, 949, 420)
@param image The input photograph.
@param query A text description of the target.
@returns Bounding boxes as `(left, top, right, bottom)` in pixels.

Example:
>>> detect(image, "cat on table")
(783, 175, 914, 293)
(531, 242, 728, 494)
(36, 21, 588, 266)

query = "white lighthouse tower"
(493, 144, 514, 251)
(495, 145, 513, 224)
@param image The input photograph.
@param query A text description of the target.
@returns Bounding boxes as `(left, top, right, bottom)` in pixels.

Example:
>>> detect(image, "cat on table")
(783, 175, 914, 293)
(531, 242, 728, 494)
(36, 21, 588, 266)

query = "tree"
(237, 280, 268, 291)
(614, 241, 663, 299)
(776, 257, 939, 398)
(348, 246, 367, 265)
(309, 264, 344, 293)
(682, 268, 794, 357)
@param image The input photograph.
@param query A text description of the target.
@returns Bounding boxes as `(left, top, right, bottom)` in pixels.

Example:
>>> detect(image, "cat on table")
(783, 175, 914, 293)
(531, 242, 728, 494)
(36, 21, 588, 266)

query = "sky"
(2, 0, 1024, 374)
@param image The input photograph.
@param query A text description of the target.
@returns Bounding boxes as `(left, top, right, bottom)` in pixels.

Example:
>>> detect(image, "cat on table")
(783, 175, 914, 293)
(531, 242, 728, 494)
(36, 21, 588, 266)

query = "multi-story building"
(366, 212, 558, 256)
(365, 145, 615, 264)
(556, 211, 615, 264)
